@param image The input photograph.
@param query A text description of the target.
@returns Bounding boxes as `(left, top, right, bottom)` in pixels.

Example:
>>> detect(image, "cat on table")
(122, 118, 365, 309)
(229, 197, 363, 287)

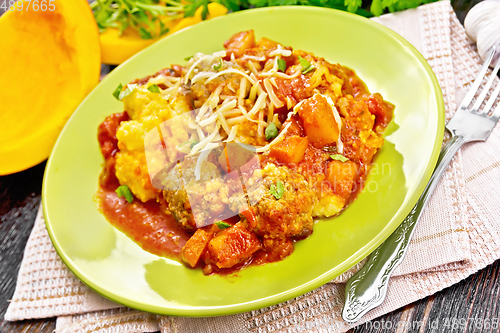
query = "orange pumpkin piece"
(206, 222, 261, 269)
(182, 229, 213, 268)
(269, 135, 309, 164)
(297, 94, 340, 148)
(223, 30, 256, 58)
(326, 160, 359, 198)
(0, 0, 100, 175)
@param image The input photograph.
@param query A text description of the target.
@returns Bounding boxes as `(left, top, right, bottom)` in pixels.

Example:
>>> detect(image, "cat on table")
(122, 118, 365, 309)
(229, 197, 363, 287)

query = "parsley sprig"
(92, 0, 438, 41)
(90, 0, 184, 39)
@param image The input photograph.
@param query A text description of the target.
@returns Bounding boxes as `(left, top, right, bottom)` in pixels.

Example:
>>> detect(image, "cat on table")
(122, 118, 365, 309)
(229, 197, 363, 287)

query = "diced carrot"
(181, 229, 213, 268)
(206, 222, 261, 269)
(297, 94, 339, 148)
(326, 160, 359, 198)
(269, 135, 308, 164)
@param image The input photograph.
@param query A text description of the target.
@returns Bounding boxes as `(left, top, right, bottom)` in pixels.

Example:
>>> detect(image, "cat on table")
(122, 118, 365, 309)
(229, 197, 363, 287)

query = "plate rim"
(43, 5, 445, 317)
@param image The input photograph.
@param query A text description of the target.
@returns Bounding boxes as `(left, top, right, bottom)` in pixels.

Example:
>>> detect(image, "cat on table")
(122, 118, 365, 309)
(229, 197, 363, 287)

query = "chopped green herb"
(148, 84, 161, 93)
(118, 84, 138, 100)
(113, 83, 123, 100)
(330, 154, 349, 162)
(298, 56, 315, 74)
(178, 140, 199, 148)
(270, 180, 285, 200)
(184, 0, 210, 19)
(213, 58, 223, 70)
(265, 122, 279, 140)
(90, 0, 184, 40)
(116, 185, 134, 203)
(215, 221, 231, 229)
(184, 55, 193, 61)
(277, 58, 287, 72)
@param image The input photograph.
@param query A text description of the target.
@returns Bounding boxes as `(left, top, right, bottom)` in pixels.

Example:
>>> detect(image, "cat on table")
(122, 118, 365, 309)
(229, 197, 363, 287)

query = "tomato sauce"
(98, 185, 190, 259)
(97, 113, 190, 260)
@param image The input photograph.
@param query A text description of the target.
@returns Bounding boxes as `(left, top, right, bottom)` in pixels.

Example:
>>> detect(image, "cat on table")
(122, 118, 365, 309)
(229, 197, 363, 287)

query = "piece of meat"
(242, 164, 316, 239)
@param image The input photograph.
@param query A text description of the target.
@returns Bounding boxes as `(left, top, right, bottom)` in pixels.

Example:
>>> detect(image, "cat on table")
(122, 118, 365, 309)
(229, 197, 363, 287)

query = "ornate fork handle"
(342, 132, 465, 323)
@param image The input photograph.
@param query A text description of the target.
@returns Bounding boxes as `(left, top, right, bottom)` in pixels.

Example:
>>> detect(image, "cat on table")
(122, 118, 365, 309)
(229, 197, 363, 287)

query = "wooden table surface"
(2, 1, 500, 332)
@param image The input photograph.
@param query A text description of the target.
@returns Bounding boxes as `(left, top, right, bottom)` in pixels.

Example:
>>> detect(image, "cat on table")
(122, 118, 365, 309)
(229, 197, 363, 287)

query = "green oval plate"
(43, 6, 444, 317)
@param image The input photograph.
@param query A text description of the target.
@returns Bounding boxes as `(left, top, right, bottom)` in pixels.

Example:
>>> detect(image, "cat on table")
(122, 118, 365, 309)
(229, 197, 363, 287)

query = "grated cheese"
(246, 60, 260, 77)
(224, 125, 239, 142)
(324, 95, 344, 154)
(242, 55, 266, 61)
(247, 92, 267, 117)
(263, 78, 284, 108)
(257, 108, 264, 138)
(268, 44, 292, 57)
(191, 122, 221, 155)
(238, 77, 248, 106)
(204, 68, 257, 85)
(194, 142, 220, 181)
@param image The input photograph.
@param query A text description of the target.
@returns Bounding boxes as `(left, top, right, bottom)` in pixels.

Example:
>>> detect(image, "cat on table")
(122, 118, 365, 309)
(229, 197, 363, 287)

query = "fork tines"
(459, 44, 500, 120)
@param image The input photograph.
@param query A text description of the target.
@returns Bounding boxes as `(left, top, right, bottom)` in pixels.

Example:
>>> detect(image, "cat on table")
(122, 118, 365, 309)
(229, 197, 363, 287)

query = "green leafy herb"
(270, 180, 285, 200)
(215, 221, 232, 229)
(184, 55, 193, 61)
(184, 0, 210, 19)
(277, 58, 287, 72)
(330, 154, 349, 162)
(138, 27, 153, 39)
(90, 0, 184, 40)
(148, 84, 161, 93)
(213, 58, 223, 70)
(118, 83, 138, 100)
(92, 0, 437, 41)
(298, 56, 315, 74)
(245, 0, 426, 16)
(113, 83, 123, 100)
(265, 122, 279, 140)
(116, 185, 134, 203)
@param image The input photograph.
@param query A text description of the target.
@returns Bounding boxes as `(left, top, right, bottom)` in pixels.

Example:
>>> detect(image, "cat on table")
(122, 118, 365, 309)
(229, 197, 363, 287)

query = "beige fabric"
(4, 1, 500, 332)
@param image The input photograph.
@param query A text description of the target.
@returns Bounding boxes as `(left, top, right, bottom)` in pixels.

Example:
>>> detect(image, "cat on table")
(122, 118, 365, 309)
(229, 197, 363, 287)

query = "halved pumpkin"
(0, 0, 101, 175)
(100, 3, 228, 65)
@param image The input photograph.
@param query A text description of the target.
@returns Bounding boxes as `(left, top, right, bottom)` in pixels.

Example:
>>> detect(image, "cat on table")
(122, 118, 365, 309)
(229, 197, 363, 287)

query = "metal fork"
(342, 44, 500, 323)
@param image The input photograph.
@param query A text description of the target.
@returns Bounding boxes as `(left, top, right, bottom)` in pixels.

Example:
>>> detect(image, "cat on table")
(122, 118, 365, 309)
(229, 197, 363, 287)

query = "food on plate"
(0, 0, 100, 175)
(97, 30, 394, 274)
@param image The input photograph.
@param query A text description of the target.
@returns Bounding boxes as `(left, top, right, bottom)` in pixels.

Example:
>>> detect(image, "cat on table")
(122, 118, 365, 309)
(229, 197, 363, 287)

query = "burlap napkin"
(5, 1, 500, 331)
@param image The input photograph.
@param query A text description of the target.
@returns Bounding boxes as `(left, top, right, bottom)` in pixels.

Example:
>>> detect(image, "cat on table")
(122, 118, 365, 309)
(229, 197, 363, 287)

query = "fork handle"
(342, 132, 466, 323)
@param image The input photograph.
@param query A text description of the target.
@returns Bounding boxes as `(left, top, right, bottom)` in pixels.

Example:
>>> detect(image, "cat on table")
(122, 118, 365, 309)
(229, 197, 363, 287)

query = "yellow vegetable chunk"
(100, 3, 228, 65)
(269, 135, 309, 164)
(297, 94, 340, 148)
(0, 0, 100, 175)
